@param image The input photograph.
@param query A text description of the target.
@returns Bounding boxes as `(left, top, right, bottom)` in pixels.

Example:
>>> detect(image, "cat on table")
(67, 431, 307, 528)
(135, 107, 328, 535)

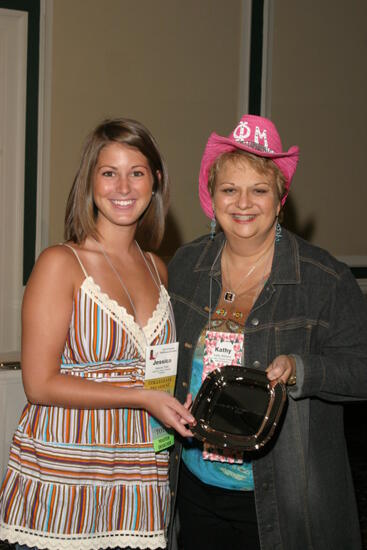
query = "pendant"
(224, 291, 235, 303)
(232, 311, 243, 320)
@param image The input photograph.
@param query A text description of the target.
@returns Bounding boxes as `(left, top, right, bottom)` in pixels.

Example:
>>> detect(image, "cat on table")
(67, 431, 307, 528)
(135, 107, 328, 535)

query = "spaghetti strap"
(134, 241, 161, 290)
(61, 243, 89, 278)
(148, 252, 162, 286)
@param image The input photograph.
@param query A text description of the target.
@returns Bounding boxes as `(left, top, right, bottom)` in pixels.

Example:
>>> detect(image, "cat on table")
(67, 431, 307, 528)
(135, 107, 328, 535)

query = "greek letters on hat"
(233, 122, 274, 153)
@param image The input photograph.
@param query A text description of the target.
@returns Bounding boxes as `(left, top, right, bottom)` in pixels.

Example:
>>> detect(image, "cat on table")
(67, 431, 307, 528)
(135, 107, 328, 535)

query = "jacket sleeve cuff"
(287, 354, 306, 399)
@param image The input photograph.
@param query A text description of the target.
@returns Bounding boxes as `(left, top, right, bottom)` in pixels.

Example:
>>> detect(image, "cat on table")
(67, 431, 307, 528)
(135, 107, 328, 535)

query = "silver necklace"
(222, 240, 274, 303)
(95, 239, 156, 326)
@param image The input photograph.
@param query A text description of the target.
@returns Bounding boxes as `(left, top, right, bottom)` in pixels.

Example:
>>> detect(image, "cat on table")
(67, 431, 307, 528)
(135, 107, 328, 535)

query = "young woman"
(0, 118, 194, 550)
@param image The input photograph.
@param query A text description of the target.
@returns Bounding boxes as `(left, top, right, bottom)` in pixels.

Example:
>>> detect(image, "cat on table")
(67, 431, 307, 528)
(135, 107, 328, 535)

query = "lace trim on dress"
(142, 285, 172, 344)
(81, 277, 170, 356)
(0, 523, 166, 550)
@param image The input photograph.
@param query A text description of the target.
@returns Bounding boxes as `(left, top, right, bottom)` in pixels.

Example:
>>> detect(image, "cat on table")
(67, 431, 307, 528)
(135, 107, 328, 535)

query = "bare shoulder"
(148, 252, 168, 287)
(32, 244, 80, 274)
(26, 244, 84, 296)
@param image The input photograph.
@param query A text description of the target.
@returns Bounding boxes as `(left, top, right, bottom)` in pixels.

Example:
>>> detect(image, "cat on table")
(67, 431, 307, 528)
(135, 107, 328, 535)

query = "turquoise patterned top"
(182, 319, 254, 491)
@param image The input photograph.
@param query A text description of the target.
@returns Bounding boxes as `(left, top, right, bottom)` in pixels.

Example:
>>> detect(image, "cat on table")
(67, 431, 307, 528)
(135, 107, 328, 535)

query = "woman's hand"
(178, 393, 193, 425)
(266, 355, 296, 386)
(183, 393, 193, 412)
(140, 390, 195, 438)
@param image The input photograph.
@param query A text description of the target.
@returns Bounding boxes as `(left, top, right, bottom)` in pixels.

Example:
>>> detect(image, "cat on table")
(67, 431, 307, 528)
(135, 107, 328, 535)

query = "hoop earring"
(210, 215, 216, 240)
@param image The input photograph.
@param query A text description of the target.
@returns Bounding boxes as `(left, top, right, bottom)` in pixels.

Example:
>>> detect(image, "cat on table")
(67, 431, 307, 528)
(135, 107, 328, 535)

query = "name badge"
(144, 342, 179, 452)
(203, 330, 244, 379)
(203, 330, 244, 463)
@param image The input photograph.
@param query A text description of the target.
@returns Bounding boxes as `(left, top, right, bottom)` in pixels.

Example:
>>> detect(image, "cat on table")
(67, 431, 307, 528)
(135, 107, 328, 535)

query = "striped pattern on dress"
(0, 275, 175, 550)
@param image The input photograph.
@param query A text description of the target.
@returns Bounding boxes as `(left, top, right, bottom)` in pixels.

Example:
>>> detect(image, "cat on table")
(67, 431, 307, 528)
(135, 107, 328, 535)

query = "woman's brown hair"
(64, 118, 169, 250)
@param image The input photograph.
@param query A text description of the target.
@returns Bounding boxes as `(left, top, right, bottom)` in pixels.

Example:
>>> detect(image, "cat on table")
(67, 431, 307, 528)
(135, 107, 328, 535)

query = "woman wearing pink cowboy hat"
(167, 114, 367, 549)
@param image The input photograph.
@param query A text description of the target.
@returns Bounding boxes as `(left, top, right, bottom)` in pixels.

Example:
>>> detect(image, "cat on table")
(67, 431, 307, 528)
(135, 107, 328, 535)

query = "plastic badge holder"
(191, 366, 286, 452)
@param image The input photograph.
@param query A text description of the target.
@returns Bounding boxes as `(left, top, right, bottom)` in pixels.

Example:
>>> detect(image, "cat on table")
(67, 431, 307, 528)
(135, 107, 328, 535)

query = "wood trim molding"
(237, 0, 252, 117)
(0, 7, 27, 352)
(338, 255, 367, 295)
(36, 0, 52, 255)
(261, 0, 274, 117)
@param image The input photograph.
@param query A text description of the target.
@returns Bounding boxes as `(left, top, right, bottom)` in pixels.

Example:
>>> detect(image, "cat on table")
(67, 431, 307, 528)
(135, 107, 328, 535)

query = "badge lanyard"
(205, 241, 244, 463)
(207, 242, 244, 367)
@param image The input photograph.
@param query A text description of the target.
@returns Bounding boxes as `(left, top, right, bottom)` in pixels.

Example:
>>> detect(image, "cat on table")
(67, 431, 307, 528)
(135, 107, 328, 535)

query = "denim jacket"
(167, 229, 367, 550)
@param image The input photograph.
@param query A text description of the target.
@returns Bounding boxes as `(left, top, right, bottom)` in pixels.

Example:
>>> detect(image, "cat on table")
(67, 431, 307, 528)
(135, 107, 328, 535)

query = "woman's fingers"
(183, 393, 193, 409)
(173, 421, 194, 438)
(179, 393, 194, 424)
(143, 390, 195, 437)
(161, 401, 194, 437)
(266, 354, 296, 385)
(171, 395, 195, 424)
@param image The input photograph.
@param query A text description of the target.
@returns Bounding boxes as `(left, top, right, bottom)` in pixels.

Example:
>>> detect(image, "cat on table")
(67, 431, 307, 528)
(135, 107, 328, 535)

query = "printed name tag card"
(144, 342, 179, 452)
(203, 330, 244, 463)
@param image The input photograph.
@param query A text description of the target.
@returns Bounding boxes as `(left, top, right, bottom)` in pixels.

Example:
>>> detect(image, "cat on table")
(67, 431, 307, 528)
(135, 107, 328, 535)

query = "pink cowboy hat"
(199, 114, 300, 219)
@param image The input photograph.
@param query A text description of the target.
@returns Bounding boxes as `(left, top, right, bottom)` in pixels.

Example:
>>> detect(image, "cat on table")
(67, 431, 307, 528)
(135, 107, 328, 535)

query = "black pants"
(177, 463, 261, 550)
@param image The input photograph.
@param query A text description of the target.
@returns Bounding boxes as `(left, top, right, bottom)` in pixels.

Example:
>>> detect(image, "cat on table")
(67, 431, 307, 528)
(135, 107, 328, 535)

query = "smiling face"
(212, 158, 281, 244)
(93, 142, 154, 232)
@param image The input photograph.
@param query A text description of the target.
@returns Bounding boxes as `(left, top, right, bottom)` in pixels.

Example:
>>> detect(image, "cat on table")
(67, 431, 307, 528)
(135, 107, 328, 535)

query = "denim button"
(182, 381, 188, 388)
(251, 317, 259, 326)
(253, 360, 261, 368)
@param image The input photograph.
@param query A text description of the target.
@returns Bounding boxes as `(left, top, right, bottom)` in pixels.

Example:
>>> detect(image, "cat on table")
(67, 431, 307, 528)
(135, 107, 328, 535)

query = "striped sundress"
(0, 247, 175, 549)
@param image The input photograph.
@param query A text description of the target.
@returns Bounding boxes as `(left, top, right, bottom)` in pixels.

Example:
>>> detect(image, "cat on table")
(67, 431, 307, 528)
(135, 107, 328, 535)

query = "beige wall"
(271, 0, 367, 256)
(49, 0, 244, 254)
(49, 1, 366, 258)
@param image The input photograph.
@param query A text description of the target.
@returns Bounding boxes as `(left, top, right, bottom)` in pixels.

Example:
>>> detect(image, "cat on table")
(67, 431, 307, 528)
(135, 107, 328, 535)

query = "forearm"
(23, 371, 147, 410)
(289, 353, 367, 402)
(289, 267, 367, 402)
(23, 370, 195, 437)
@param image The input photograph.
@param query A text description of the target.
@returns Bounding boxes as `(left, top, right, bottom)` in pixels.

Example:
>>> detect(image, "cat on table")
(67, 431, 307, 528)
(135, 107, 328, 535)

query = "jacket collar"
(193, 228, 301, 285)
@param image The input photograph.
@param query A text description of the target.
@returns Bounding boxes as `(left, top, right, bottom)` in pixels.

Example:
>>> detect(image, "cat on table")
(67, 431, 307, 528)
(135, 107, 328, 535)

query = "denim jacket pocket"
(274, 318, 314, 357)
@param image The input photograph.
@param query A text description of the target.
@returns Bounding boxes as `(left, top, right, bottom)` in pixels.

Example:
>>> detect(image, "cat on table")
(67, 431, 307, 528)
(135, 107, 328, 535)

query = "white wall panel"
(0, 9, 27, 353)
(0, 365, 26, 480)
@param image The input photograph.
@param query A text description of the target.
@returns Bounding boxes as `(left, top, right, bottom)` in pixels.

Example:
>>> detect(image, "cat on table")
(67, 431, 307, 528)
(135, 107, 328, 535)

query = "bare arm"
(21, 246, 194, 436)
